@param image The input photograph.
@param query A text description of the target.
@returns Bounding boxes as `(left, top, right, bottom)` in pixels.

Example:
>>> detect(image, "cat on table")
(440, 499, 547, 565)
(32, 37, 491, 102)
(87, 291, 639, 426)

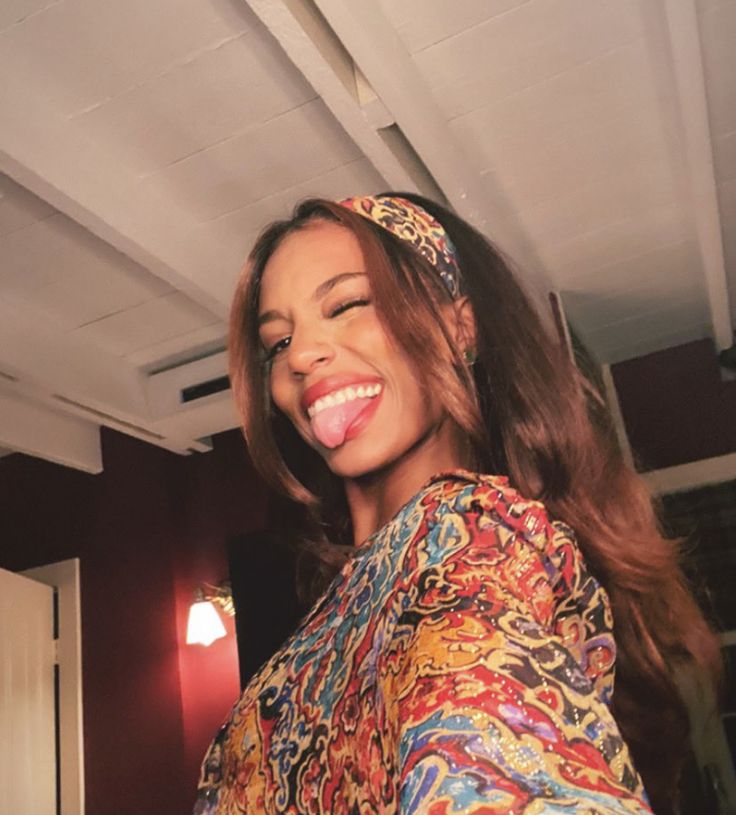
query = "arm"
(383, 507, 652, 814)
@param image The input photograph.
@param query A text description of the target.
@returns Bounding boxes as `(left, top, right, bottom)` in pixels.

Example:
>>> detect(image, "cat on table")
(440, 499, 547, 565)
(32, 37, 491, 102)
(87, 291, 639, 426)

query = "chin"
(323, 442, 395, 480)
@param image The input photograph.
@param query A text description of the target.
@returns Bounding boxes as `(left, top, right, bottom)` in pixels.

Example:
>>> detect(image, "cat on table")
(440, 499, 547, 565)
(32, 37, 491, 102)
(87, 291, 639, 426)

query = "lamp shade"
(186, 599, 227, 646)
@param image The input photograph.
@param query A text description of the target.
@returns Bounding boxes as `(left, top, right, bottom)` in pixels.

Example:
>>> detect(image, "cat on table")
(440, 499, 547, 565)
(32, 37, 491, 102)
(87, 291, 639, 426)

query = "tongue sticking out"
(311, 396, 374, 449)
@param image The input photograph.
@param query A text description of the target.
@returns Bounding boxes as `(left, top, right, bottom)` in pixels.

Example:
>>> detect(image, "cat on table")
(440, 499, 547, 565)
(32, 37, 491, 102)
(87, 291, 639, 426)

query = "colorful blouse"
(194, 471, 652, 814)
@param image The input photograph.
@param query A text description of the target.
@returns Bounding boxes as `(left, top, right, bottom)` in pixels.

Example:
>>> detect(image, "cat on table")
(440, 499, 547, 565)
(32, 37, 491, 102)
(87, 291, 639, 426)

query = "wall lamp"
(186, 581, 234, 646)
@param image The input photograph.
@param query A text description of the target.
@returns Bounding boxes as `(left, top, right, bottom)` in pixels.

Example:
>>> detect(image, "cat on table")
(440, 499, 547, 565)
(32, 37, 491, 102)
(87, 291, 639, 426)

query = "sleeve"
(381, 503, 652, 815)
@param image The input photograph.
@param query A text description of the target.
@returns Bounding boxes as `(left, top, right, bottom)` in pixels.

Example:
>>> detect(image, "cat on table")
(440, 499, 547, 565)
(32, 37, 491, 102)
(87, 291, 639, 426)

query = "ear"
(441, 296, 477, 356)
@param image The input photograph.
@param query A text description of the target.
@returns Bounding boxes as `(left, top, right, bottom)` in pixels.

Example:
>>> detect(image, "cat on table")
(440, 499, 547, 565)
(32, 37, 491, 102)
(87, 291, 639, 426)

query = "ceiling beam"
(643, 450, 736, 494)
(662, 0, 733, 350)
(245, 0, 419, 192)
(0, 297, 148, 416)
(0, 82, 231, 316)
(310, 0, 553, 314)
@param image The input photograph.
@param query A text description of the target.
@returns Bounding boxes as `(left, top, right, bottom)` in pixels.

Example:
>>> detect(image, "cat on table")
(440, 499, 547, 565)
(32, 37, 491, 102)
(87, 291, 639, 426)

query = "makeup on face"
(257, 221, 448, 479)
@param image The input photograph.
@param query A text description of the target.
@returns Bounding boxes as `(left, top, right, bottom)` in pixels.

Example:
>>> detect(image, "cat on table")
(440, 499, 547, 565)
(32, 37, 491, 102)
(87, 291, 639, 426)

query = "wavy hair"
(229, 193, 721, 814)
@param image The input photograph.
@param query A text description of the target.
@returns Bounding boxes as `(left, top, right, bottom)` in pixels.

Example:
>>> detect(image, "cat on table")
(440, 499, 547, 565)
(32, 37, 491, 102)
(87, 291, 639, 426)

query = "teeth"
(306, 382, 383, 418)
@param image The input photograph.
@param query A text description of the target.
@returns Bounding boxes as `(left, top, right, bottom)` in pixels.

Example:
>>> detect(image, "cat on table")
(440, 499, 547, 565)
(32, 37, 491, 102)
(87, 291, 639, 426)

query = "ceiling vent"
(180, 375, 230, 404)
(146, 350, 230, 419)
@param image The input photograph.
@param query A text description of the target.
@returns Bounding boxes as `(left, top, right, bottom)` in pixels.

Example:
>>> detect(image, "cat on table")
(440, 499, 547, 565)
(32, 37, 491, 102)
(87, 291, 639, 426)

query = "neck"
(344, 419, 473, 545)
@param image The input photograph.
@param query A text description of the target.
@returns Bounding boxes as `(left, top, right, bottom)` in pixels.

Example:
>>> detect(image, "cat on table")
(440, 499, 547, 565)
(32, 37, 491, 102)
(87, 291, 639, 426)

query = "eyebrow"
(257, 272, 367, 328)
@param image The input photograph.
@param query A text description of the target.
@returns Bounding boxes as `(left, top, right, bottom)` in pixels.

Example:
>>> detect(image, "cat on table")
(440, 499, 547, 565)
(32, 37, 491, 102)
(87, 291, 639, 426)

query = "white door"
(0, 566, 56, 815)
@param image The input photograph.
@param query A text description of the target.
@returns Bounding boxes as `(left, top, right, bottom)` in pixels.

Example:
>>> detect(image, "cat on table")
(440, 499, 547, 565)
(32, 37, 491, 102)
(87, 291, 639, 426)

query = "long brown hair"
(229, 193, 721, 814)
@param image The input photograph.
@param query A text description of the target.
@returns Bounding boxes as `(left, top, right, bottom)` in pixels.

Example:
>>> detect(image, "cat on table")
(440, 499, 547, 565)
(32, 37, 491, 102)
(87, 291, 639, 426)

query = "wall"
(612, 338, 736, 471)
(2, 336, 731, 813)
(0, 427, 268, 815)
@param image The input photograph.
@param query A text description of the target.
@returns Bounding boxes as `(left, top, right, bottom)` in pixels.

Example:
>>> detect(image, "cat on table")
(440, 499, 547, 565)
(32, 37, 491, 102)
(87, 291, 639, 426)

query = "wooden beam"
(311, 0, 553, 314)
(662, 0, 733, 349)
(643, 450, 736, 494)
(245, 0, 419, 192)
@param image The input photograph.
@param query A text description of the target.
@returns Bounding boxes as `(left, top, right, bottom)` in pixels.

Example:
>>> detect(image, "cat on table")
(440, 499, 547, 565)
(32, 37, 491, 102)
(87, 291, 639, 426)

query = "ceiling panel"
(0, 0, 51, 32)
(0, 0, 252, 116)
(474, 114, 673, 214)
(696, 0, 728, 11)
(141, 98, 362, 222)
(378, 0, 529, 54)
(205, 157, 385, 275)
(714, 131, 736, 183)
(719, 177, 736, 307)
(559, 240, 701, 293)
(73, 291, 221, 357)
(562, 280, 705, 330)
(559, 240, 710, 352)
(411, 0, 641, 121)
(517, 161, 681, 246)
(0, 173, 55, 237)
(591, 321, 711, 364)
(125, 324, 227, 373)
(536, 202, 687, 280)
(698, 0, 736, 137)
(448, 40, 656, 171)
(73, 27, 316, 177)
(582, 300, 711, 350)
(698, 0, 736, 321)
(0, 211, 173, 329)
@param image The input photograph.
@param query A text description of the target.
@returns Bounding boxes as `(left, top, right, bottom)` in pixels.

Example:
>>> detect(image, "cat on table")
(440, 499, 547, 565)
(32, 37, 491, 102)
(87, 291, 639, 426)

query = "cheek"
(268, 366, 294, 417)
(349, 312, 399, 364)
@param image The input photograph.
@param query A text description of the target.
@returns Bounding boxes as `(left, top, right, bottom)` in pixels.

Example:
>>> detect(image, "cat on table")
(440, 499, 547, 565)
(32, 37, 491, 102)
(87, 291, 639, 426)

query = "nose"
(285, 324, 334, 377)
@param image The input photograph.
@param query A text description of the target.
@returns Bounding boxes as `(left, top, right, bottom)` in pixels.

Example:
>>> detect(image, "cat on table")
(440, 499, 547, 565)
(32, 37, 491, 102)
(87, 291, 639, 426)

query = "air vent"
(52, 394, 166, 441)
(146, 350, 229, 419)
(180, 375, 230, 404)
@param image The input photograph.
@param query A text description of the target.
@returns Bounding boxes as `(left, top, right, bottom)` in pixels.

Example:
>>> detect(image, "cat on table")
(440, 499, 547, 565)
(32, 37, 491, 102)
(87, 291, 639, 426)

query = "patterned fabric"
(339, 195, 462, 298)
(194, 471, 652, 814)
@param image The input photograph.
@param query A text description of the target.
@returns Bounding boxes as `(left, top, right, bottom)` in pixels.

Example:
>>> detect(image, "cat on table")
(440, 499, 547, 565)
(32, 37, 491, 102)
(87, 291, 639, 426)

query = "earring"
(463, 348, 477, 365)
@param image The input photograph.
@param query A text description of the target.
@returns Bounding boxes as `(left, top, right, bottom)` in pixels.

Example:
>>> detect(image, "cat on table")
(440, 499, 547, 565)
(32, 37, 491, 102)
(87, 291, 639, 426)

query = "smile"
(306, 383, 383, 419)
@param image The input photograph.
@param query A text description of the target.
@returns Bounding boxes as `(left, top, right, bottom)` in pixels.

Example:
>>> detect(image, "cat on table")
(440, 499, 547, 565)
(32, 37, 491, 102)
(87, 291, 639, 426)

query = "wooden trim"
(601, 364, 636, 470)
(642, 452, 736, 495)
(24, 559, 85, 815)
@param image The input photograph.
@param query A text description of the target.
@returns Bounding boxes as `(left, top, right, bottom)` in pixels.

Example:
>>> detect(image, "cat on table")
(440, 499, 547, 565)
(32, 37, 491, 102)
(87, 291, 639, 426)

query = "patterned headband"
(338, 195, 461, 298)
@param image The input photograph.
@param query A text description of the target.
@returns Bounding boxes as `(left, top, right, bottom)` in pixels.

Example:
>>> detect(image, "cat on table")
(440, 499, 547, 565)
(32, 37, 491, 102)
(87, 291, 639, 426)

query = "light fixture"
(186, 582, 234, 647)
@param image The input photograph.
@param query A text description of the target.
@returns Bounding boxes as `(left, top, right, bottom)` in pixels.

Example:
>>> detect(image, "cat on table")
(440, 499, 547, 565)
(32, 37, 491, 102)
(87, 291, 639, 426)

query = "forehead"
(259, 220, 365, 305)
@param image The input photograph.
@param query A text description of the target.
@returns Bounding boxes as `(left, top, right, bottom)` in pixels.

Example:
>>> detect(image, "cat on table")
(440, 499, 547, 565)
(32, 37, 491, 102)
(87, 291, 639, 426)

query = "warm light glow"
(186, 600, 227, 646)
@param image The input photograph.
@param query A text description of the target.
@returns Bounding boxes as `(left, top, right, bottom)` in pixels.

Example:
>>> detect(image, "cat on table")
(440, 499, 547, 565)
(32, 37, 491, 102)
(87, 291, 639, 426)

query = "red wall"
(0, 427, 268, 815)
(611, 338, 736, 471)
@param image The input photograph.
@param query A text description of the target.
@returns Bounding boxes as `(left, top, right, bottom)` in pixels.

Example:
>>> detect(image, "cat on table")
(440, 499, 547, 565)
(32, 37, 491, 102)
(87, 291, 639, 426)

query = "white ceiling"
(0, 0, 733, 472)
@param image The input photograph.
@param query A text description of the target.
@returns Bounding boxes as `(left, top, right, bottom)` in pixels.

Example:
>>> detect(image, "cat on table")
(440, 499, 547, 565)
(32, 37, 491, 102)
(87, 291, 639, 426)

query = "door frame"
(24, 558, 85, 815)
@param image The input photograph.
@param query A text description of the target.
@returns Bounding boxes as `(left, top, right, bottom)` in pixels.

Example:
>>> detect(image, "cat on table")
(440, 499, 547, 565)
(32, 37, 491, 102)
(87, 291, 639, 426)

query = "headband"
(338, 195, 461, 298)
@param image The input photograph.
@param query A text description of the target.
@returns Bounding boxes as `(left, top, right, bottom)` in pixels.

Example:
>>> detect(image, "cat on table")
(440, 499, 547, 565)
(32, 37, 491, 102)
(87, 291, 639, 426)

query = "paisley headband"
(338, 195, 461, 298)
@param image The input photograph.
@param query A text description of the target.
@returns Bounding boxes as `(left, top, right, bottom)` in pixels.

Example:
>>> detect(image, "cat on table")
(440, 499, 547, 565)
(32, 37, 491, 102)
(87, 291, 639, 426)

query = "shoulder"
(393, 472, 555, 622)
(399, 470, 588, 624)
(418, 469, 560, 551)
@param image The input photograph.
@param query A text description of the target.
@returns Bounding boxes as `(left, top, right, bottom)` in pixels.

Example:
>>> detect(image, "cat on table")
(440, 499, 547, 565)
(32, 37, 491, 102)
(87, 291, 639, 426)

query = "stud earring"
(463, 348, 477, 365)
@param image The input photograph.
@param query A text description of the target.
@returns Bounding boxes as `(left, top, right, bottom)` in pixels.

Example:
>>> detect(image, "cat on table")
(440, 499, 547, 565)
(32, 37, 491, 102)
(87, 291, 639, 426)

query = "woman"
(195, 194, 720, 815)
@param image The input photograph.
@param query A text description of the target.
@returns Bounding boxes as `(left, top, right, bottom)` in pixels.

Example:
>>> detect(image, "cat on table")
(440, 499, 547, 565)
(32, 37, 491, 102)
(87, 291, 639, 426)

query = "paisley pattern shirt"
(194, 471, 652, 814)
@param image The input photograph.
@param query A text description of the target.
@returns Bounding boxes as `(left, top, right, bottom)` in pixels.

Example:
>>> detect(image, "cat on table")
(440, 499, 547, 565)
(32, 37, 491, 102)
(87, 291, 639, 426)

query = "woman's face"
(257, 220, 452, 479)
